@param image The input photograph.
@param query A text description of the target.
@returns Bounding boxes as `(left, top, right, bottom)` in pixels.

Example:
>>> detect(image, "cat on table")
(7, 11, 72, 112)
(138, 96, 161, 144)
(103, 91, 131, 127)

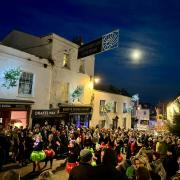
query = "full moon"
(130, 49, 143, 63)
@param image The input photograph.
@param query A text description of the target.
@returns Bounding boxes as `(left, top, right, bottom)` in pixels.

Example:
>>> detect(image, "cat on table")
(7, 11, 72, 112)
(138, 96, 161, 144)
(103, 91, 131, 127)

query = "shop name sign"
(59, 106, 92, 113)
(78, 29, 119, 59)
(32, 109, 61, 118)
(0, 104, 12, 108)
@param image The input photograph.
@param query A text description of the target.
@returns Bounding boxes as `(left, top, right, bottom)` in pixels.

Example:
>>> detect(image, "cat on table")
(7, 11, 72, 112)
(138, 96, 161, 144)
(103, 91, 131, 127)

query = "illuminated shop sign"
(59, 106, 92, 113)
(32, 109, 63, 118)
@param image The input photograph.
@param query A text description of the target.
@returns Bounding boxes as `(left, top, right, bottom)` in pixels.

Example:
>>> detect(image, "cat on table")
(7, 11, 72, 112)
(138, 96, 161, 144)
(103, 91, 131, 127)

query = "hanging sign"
(78, 29, 119, 59)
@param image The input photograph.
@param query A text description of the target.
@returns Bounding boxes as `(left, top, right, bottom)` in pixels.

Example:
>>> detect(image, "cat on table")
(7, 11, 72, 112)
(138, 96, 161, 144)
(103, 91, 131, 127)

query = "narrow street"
(0, 159, 69, 180)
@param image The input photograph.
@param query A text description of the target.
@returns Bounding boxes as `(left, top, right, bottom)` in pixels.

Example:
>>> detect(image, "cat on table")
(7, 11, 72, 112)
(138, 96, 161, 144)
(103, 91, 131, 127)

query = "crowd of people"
(0, 122, 180, 180)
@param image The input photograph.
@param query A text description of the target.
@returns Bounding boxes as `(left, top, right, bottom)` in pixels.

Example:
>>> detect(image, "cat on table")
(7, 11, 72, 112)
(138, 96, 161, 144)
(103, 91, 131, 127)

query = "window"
(113, 119, 118, 129)
(63, 53, 70, 68)
(123, 103, 127, 113)
(143, 111, 147, 115)
(18, 72, 33, 95)
(113, 101, 117, 113)
(99, 100, 106, 113)
(79, 59, 85, 73)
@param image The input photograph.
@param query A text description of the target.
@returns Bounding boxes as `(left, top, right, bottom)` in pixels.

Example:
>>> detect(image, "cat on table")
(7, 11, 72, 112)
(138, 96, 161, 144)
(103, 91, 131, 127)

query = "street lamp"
(89, 76, 101, 90)
(89, 76, 101, 106)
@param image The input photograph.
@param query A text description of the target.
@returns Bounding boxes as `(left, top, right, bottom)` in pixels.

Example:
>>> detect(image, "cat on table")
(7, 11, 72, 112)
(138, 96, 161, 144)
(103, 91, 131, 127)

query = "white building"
(0, 44, 51, 128)
(2, 30, 94, 127)
(91, 89, 132, 129)
(136, 105, 150, 130)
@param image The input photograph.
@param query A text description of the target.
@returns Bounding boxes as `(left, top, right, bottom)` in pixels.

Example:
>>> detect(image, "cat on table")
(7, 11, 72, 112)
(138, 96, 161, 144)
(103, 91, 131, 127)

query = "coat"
(69, 162, 95, 180)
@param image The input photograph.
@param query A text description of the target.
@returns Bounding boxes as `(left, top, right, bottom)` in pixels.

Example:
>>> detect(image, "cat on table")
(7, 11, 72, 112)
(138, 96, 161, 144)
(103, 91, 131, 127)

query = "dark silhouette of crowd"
(0, 122, 180, 180)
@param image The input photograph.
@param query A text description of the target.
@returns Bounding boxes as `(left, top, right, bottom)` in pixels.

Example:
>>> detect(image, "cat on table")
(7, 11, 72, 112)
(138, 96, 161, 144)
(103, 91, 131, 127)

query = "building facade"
(2, 30, 94, 127)
(0, 44, 51, 128)
(91, 90, 131, 129)
(167, 95, 180, 124)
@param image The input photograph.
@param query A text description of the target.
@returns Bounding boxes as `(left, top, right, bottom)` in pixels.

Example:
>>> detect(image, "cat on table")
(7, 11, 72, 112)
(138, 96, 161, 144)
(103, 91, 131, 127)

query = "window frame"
(62, 53, 70, 69)
(18, 71, 34, 96)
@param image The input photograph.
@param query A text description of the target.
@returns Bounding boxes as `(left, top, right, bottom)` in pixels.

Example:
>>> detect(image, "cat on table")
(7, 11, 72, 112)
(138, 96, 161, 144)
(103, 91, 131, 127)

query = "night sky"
(1, 0, 180, 104)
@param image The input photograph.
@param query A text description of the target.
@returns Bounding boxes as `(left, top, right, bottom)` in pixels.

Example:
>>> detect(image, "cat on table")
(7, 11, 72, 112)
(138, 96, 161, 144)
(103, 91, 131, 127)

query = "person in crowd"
(43, 134, 56, 169)
(152, 151, 166, 180)
(163, 145, 179, 179)
(156, 136, 168, 161)
(24, 131, 34, 164)
(68, 149, 95, 180)
(30, 134, 46, 172)
(95, 148, 128, 180)
(126, 156, 136, 179)
(11, 127, 20, 162)
(66, 140, 80, 174)
(0, 128, 11, 170)
(16, 131, 26, 167)
(135, 167, 151, 180)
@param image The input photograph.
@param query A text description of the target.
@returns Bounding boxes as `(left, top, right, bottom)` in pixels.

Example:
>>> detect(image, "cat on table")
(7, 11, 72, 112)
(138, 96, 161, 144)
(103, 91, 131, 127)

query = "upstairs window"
(113, 101, 117, 113)
(123, 103, 127, 113)
(63, 53, 70, 69)
(18, 72, 33, 95)
(79, 59, 85, 73)
(99, 100, 106, 113)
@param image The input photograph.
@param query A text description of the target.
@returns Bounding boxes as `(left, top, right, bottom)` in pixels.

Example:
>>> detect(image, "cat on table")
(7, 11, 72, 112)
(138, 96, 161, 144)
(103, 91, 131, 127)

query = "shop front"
(0, 99, 33, 129)
(31, 109, 68, 127)
(59, 105, 92, 128)
(31, 105, 92, 128)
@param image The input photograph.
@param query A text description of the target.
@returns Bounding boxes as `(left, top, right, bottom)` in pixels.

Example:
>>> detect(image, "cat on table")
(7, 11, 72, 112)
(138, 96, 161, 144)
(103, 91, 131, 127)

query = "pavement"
(0, 159, 69, 180)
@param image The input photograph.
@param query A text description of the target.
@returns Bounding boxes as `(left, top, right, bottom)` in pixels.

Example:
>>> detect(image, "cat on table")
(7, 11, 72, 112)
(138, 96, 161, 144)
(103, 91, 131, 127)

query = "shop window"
(79, 59, 85, 73)
(63, 53, 70, 69)
(11, 111, 27, 128)
(18, 72, 33, 95)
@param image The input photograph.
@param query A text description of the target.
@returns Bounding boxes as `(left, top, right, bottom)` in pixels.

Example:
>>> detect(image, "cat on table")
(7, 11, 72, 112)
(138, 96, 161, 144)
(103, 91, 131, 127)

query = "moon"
(130, 49, 143, 63)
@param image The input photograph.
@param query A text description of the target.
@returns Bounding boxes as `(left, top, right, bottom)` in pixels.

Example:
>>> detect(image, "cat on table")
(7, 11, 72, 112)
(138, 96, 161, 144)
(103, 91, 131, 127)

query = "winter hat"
(80, 149, 92, 163)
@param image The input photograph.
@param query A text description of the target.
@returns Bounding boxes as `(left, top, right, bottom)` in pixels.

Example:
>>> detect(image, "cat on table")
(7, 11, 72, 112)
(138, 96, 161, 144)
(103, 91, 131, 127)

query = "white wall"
(91, 90, 131, 129)
(137, 109, 150, 121)
(2, 31, 95, 109)
(0, 45, 52, 109)
(49, 34, 95, 107)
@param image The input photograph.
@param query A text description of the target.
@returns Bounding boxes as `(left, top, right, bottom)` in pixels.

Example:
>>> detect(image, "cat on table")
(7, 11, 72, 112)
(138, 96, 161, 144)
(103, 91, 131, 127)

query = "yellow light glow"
(89, 81, 93, 90)
(94, 77, 100, 84)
